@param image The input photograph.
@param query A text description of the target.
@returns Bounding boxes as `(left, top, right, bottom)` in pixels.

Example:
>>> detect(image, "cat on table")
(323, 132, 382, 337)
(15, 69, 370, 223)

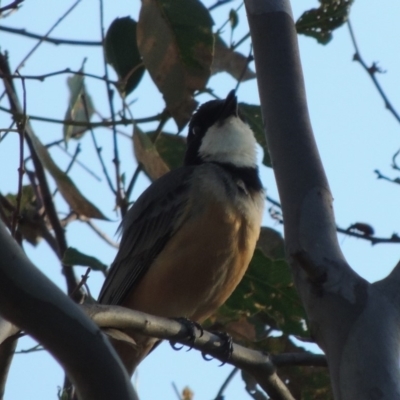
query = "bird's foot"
(202, 331, 233, 366)
(170, 317, 203, 351)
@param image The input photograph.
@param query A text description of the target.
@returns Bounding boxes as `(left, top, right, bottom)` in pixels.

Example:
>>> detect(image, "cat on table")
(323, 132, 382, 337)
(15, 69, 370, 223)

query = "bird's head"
(184, 90, 257, 168)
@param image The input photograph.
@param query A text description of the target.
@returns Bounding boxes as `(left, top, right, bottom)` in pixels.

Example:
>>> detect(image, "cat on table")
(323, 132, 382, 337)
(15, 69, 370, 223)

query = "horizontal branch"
(0, 69, 115, 84)
(266, 195, 400, 246)
(0, 25, 102, 46)
(336, 227, 400, 245)
(0, 106, 165, 127)
(82, 304, 327, 399)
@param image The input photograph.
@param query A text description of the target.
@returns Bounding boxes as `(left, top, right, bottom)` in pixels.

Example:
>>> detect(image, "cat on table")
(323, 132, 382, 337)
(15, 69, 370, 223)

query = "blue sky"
(1, 0, 400, 398)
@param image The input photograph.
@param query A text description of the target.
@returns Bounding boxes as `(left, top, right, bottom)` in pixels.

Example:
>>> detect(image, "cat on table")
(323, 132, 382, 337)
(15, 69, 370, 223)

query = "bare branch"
(0, 105, 164, 127)
(214, 367, 239, 399)
(0, 25, 102, 46)
(0, 52, 80, 296)
(10, 72, 26, 238)
(336, 226, 400, 245)
(14, 0, 82, 72)
(99, 0, 124, 213)
(0, 68, 116, 84)
(81, 303, 328, 400)
(0, 0, 24, 14)
(347, 20, 400, 125)
(267, 194, 400, 246)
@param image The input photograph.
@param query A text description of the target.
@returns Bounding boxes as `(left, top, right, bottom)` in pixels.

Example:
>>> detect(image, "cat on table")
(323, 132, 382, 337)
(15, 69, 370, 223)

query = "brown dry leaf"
(27, 131, 107, 219)
(133, 126, 170, 181)
(137, 0, 213, 129)
(212, 35, 256, 81)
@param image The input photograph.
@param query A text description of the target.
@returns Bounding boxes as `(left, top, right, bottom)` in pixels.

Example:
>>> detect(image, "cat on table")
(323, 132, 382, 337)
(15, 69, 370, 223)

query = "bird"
(98, 90, 265, 375)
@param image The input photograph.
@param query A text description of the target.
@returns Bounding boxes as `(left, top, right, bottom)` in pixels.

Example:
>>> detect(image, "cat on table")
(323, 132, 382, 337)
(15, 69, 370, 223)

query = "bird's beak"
(219, 90, 238, 121)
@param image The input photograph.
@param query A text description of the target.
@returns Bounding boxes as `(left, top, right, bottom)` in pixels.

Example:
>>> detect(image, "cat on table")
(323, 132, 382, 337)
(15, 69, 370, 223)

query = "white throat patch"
(198, 116, 258, 168)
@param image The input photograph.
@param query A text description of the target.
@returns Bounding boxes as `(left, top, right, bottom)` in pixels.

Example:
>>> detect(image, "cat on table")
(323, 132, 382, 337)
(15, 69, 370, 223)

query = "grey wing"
(98, 166, 195, 305)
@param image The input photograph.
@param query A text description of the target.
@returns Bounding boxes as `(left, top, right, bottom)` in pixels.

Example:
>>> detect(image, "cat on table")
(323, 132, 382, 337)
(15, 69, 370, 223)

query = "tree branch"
(0, 68, 116, 84)
(0, 52, 80, 297)
(0, 220, 138, 400)
(0, 0, 24, 14)
(0, 25, 102, 46)
(246, 0, 400, 398)
(0, 105, 164, 127)
(267, 193, 400, 246)
(81, 303, 329, 400)
(347, 20, 400, 125)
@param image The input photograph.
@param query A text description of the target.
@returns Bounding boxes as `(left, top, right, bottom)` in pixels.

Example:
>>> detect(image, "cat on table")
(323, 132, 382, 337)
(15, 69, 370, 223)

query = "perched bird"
(98, 90, 264, 374)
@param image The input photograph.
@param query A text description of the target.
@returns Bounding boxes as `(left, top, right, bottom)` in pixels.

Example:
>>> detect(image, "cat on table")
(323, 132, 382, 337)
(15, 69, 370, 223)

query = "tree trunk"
(245, 0, 400, 398)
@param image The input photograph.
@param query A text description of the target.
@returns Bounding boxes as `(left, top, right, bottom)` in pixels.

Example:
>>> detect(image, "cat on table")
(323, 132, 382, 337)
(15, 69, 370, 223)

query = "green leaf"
(62, 247, 107, 273)
(211, 36, 256, 82)
(63, 64, 94, 143)
(105, 17, 145, 96)
(222, 228, 307, 337)
(296, 0, 353, 44)
(137, 0, 214, 129)
(229, 9, 238, 30)
(239, 103, 271, 167)
(133, 127, 170, 181)
(149, 131, 186, 170)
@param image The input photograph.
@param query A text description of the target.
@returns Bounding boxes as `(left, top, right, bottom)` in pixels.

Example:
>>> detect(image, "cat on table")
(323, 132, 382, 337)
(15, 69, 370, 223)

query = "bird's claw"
(169, 317, 203, 352)
(201, 331, 233, 366)
(170, 341, 184, 351)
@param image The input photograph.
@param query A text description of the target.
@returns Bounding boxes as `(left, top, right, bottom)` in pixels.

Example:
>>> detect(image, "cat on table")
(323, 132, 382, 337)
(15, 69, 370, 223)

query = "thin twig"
(83, 95, 116, 195)
(82, 218, 119, 249)
(0, 0, 24, 14)
(232, 32, 251, 50)
(235, 45, 253, 92)
(374, 169, 400, 186)
(0, 52, 80, 296)
(15, 0, 82, 71)
(70, 268, 91, 300)
(0, 25, 102, 46)
(215, 2, 244, 35)
(171, 382, 181, 400)
(0, 105, 164, 126)
(52, 143, 81, 197)
(336, 226, 400, 245)
(266, 193, 400, 245)
(125, 165, 142, 204)
(99, 0, 124, 212)
(208, 0, 234, 11)
(214, 367, 239, 400)
(14, 343, 44, 354)
(391, 149, 400, 172)
(11, 72, 26, 238)
(0, 0, 82, 103)
(347, 20, 400, 125)
(0, 68, 116, 85)
(55, 142, 102, 181)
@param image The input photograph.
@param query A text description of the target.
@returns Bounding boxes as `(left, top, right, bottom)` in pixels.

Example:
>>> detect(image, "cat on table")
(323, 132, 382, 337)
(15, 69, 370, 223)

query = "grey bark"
(245, 0, 400, 398)
(0, 220, 138, 400)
